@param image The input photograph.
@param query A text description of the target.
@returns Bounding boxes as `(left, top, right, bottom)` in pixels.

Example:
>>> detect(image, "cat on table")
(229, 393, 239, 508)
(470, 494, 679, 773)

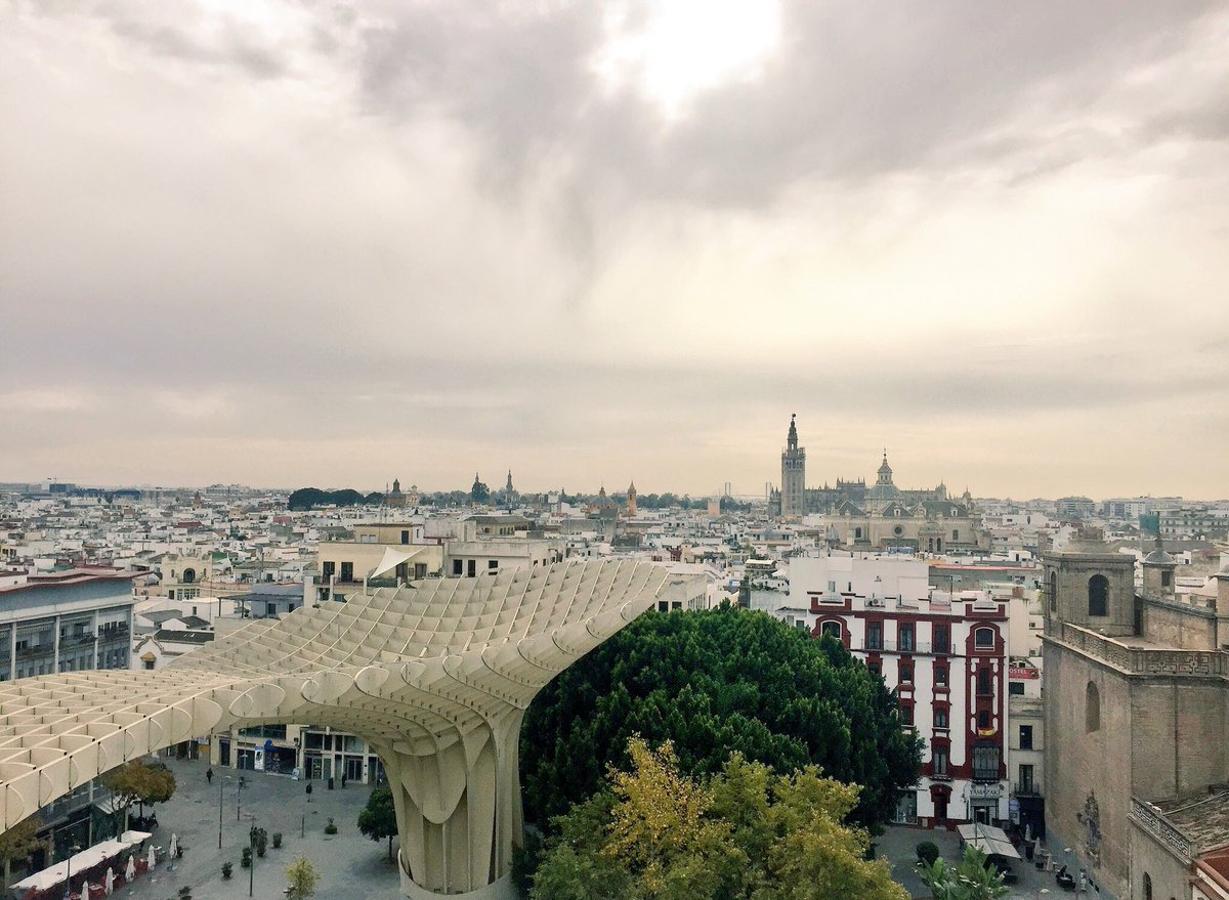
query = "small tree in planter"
(222, 861, 233, 880)
(916, 841, 940, 867)
(272, 832, 283, 850)
(357, 786, 398, 860)
(253, 827, 269, 858)
(285, 856, 320, 900)
(323, 817, 338, 836)
(241, 847, 252, 869)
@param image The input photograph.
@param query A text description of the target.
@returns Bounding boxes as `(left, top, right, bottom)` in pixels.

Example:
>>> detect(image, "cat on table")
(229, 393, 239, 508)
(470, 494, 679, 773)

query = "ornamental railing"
(1130, 798, 1193, 860)
(1058, 623, 1227, 677)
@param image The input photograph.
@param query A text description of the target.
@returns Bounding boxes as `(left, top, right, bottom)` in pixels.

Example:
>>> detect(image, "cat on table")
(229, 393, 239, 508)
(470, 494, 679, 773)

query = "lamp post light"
(63, 842, 81, 900)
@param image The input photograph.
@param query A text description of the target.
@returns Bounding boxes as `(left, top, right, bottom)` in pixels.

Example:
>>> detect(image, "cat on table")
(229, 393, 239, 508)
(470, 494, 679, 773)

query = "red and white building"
(775, 553, 1011, 828)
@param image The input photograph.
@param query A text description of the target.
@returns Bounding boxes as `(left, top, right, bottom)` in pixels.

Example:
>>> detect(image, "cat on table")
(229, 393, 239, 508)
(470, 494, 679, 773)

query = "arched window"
(1142, 873, 1152, 900)
(1088, 574, 1108, 616)
(820, 621, 842, 640)
(182, 568, 196, 584)
(1049, 571, 1058, 612)
(1086, 682, 1100, 733)
(974, 627, 995, 649)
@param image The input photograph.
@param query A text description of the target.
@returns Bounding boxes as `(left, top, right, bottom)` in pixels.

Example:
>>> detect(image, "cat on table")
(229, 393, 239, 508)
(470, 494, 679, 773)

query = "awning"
(957, 823, 1021, 860)
(367, 546, 424, 580)
(10, 831, 150, 894)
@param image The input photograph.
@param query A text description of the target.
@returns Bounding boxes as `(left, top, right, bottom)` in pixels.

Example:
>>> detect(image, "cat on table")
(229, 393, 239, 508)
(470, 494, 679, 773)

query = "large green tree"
(521, 607, 920, 828)
(529, 738, 907, 900)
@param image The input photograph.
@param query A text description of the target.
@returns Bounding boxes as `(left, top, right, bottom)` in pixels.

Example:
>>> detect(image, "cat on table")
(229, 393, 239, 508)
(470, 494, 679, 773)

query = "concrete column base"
(402, 870, 515, 900)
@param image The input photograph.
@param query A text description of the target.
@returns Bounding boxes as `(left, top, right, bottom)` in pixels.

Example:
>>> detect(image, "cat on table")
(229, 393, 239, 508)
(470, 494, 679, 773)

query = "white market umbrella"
(147, 843, 156, 870)
(125, 855, 136, 881)
(105, 866, 115, 895)
(168, 834, 178, 859)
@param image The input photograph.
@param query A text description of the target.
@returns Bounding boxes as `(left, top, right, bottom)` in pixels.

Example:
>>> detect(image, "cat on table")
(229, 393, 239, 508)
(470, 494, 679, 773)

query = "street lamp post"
(237, 775, 246, 822)
(248, 825, 256, 898)
(218, 772, 225, 849)
(63, 843, 80, 900)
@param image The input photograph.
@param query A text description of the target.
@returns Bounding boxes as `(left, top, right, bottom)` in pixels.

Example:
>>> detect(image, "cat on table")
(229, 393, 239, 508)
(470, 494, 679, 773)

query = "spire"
(787, 413, 798, 451)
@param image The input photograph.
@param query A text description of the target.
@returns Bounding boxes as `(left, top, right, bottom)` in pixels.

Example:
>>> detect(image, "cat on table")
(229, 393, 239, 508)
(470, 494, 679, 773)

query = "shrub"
(323, 817, 338, 835)
(916, 841, 940, 866)
(272, 832, 282, 849)
(222, 861, 233, 879)
(241, 847, 252, 868)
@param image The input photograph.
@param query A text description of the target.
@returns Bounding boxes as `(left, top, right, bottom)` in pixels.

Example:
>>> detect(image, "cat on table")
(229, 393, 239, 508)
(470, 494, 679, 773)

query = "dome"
(1142, 534, 1175, 566)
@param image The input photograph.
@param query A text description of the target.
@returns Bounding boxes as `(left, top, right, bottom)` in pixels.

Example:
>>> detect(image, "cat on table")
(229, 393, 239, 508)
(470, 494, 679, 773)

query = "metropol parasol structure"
(0, 559, 679, 898)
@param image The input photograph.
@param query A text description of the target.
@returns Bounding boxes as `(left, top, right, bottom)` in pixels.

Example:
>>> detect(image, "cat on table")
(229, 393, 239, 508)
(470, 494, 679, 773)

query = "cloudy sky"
(2, 1, 1228, 499)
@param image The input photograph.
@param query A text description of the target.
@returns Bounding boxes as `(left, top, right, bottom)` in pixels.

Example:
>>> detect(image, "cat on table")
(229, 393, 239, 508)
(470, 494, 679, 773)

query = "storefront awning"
(957, 823, 1021, 859)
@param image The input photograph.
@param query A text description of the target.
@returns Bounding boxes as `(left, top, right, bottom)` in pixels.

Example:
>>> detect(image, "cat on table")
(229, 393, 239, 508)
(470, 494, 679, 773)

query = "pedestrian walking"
(206, 767, 213, 784)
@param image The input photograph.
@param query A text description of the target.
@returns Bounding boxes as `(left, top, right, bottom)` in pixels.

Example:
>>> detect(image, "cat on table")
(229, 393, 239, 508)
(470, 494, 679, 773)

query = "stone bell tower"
(780, 414, 806, 517)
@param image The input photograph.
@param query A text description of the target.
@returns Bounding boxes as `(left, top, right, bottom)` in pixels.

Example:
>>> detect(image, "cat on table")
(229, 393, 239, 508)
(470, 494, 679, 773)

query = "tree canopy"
(100, 760, 175, 828)
(0, 815, 43, 891)
(529, 738, 907, 900)
(521, 607, 920, 829)
(287, 488, 384, 510)
(357, 786, 398, 860)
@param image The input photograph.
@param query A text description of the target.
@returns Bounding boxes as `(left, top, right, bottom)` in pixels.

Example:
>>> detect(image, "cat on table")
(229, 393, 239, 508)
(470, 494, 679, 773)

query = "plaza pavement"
(880, 824, 1095, 899)
(110, 755, 402, 900)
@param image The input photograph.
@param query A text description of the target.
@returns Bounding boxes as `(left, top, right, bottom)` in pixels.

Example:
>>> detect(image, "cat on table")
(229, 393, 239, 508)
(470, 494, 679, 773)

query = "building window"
(932, 749, 949, 776)
(854, 527, 862, 539)
(934, 708, 948, 729)
(952, 529, 959, 540)
(820, 620, 842, 640)
(934, 666, 948, 687)
(974, 627, 994, 649)
(900, 704, 914, 726)
(1049, 571, 1057, 612)
(933, 624, 950, 654)
(340, 562, 354, 582)
(898, 624, 915, 652)
(1018, 764, 1034, 794)
(1143, 873, 1152, 900)
(322, 561, 335, 579)
(1161, 570, 1171, 587)
(867, 662, 881, 677)
(972, 743, 1000, 781)
(266, 602, 276, 617)
(1019, 725, 1033, 750)
(866, 622, 882, 650)
(453, 559, 463, 576)
(1086, 681, 1100, 732)
(467, 560, 477, 577)
(978, 668, 993, 696)
(899, 662, 913, 684)
(1088, 574, 1109, 616)
(978, 710, 991, 730)
(1009, 681, 1024, 696)
(488, 560, 498, 571)
(144, 659, 155, 670)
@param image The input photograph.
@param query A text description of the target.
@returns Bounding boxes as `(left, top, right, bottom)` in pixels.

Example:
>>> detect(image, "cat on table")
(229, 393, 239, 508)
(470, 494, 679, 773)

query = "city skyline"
(3, 2, 1228, 499)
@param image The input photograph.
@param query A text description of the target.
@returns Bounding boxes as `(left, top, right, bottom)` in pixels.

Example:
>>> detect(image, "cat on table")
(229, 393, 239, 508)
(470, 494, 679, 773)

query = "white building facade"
(777, 554, 1011, 829)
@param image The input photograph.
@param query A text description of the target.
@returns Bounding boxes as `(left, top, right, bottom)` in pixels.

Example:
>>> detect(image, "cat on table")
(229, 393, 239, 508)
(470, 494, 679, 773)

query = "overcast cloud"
(2, 0, 1227, 498)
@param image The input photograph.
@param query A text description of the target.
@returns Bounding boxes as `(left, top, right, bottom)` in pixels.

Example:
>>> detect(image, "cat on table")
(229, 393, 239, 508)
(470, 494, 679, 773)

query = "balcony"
(860, 640, 947, 655)
(1012, 782, 1041, 798)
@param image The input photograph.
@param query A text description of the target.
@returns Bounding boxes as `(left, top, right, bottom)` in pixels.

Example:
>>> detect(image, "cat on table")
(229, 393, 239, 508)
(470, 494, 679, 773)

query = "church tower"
(626, 481, 637, 517)
(780, 414, 806, 517)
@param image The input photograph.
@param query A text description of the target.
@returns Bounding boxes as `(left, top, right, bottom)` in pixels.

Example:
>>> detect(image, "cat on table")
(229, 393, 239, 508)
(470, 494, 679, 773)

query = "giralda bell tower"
(780, 413, 806, 517)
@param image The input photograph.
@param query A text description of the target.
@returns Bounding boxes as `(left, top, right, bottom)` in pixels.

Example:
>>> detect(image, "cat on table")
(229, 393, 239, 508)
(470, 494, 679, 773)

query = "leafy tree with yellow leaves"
(528, 738, 907, 900)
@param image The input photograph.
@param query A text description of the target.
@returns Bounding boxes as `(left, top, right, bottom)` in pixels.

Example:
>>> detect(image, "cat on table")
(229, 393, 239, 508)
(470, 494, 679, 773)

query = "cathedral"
(770, 415, 987, 552)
